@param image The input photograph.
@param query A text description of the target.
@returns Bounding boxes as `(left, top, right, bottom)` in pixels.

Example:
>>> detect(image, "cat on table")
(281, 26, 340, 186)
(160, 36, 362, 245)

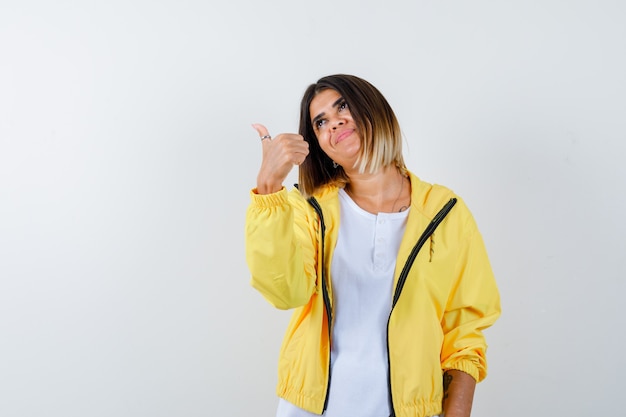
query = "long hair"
(298, 74, 406, 197)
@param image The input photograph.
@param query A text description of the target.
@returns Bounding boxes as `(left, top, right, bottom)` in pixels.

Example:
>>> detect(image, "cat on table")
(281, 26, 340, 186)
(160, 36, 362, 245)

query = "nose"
(330, 116, 345, 130)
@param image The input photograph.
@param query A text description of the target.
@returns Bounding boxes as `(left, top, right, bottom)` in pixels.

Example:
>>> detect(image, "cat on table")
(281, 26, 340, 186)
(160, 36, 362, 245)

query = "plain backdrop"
(1, 1, 625, 416)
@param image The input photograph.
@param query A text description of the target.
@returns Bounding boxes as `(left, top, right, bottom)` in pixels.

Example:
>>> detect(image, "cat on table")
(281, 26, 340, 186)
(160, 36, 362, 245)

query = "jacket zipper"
(307, 197, 333, 412)
(385, 198, 457, 417)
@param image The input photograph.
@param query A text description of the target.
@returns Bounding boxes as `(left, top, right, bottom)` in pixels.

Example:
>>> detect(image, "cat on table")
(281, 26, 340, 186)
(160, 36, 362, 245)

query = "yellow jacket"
(245, 172, 501, 417)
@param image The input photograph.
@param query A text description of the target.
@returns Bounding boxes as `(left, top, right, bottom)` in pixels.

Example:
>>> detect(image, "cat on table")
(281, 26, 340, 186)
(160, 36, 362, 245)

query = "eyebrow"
(312, 96, 345, 126)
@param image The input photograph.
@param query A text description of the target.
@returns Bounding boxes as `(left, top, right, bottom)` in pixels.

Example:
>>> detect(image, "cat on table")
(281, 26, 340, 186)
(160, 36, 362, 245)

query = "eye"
(315, 119, 326, 129)
(338, 100, 347, 111)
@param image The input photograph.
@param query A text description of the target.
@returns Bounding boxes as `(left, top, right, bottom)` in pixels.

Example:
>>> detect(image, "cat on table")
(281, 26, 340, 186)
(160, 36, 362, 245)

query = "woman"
(245, 74, 500, 417)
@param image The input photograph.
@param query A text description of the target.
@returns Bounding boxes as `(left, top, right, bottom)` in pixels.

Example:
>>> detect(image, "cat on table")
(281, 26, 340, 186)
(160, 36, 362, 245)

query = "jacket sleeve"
(245, 187, 318, 310)
(440, 203, 501, 382)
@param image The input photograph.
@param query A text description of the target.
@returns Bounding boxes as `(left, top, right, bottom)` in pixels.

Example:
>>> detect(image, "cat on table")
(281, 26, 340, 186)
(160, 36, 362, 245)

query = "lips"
(334, 129, 354, 144)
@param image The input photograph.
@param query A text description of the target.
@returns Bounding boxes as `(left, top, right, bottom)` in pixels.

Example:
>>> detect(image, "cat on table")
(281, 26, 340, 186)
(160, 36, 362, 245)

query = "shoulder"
(408, 172, 456, 214)
(289, 183, 340, 206)
(287, 184, 341, 229)
(408, 171, 477, 232)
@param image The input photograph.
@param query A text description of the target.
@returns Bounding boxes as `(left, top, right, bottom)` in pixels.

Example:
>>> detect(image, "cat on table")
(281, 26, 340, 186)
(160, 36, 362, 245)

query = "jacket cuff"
(442, 359, 483, 382)
(250, 187, 288, 208)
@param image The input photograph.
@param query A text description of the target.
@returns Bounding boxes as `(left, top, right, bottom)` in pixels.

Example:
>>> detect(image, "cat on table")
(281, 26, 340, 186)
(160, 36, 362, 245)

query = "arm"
(440, 201, 501, 412)
(245, 124, 316, 309)
(245, 188, 317, 309)
(442, 369, 476, 417)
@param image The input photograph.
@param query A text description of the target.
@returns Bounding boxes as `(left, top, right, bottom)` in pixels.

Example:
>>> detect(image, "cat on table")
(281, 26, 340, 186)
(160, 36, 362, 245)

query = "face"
(309, 89, 361, 169)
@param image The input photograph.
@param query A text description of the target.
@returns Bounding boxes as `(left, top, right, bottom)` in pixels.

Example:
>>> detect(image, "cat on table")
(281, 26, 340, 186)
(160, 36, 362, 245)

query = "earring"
(332, 161, 339, 169)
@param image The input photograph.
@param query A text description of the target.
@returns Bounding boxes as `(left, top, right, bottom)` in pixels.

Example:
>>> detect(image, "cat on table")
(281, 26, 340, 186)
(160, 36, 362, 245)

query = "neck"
(344, 166, 410, 214)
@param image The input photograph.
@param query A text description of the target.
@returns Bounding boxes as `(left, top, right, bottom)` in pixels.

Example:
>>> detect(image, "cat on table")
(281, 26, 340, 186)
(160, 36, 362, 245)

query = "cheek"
(315, 130, 330, 149)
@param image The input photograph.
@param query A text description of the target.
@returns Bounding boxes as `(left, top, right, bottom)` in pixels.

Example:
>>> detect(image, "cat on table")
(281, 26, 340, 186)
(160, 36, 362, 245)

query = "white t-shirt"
(276, 189, 410, 417)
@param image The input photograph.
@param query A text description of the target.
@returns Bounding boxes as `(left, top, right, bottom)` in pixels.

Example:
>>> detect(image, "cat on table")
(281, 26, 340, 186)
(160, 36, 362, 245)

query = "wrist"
(256, 183, 283, 195)
(256, 172, 284, 195)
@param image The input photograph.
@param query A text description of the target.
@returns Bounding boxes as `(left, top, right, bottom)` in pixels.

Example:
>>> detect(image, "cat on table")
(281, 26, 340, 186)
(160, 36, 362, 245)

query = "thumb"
(251, 123, 271, 140)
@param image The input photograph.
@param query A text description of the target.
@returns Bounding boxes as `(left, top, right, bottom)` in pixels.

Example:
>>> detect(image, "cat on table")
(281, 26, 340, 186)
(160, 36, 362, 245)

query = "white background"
(1, 1, 625, 416)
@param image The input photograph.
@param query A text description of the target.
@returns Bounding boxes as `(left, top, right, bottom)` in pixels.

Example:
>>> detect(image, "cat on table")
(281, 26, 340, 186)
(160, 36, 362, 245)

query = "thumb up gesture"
(252, 124, 310, 194)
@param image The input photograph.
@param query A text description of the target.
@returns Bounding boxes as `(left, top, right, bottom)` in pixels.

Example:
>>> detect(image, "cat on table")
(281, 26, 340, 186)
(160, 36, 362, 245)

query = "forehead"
(309, 89, 342, 117)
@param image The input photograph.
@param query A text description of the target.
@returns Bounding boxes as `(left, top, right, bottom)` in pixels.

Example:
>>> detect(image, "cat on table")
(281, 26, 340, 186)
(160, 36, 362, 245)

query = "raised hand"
(252, 123, 309, 194)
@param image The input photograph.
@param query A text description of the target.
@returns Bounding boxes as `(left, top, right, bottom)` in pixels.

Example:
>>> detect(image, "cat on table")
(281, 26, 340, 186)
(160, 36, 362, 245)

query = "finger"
(251, 123, 271, 141)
